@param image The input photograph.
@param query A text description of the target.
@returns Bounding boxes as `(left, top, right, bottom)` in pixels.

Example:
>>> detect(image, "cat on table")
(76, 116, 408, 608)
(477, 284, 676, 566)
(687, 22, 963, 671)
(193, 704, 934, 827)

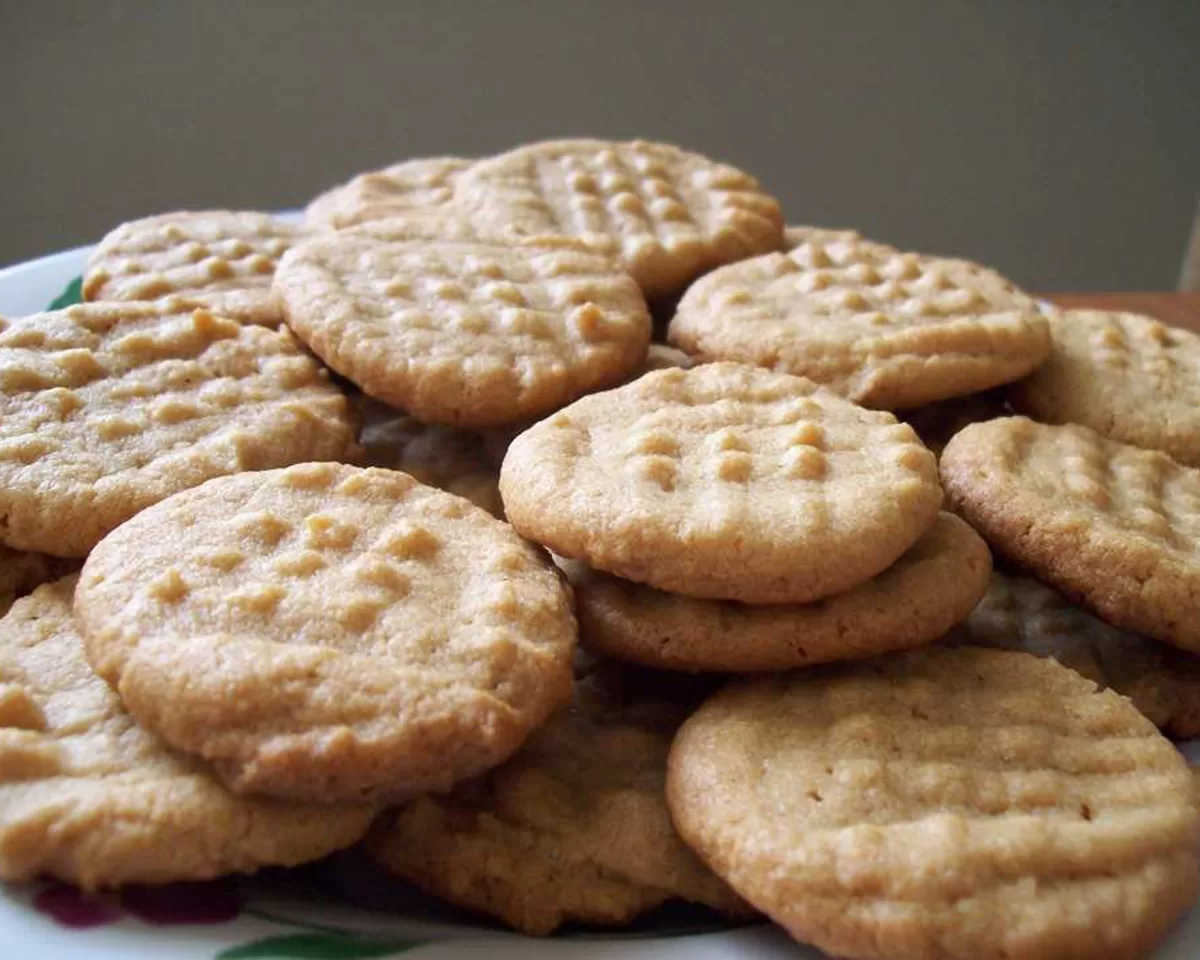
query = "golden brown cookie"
(501, 363, 942, 604)
(368, 660, 751, 934)
(947, 570, 1200, 739)
(355, 396, 505, 518)
(942, 417, 1200, 654)
(566, 513, 989, 672)
(304, 157, 473, 230)
(82, 211, 298, 325)
(668, 232, 1052, 409)
(75, 463, 576, 803)
(453, 139, 784, 299)
(0, 576, 373, 889)
(274, 234, 651, 427)
(0, 301, 354, 558)
(667, 646, 1199, 960)
(1009, 310, 1200, 466)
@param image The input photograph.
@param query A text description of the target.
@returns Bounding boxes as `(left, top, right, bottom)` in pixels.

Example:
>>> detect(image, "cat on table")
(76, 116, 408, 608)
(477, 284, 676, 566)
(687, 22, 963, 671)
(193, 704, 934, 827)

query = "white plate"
(2, 243, 1200, 959)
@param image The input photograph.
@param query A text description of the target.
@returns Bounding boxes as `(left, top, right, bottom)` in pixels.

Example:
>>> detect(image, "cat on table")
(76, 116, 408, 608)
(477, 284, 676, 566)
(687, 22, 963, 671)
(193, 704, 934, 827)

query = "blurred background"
(1, 1, 1197, 290)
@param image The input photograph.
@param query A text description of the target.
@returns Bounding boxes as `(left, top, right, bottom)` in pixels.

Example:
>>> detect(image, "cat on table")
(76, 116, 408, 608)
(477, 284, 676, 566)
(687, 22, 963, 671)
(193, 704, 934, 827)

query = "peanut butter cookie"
(948, 570, 1200, 738)
(567, 513, 989, 672)
(669, 232, 1052, 409)
(501, 363, 942, 604)
(75, 463, 576, 803)
(942, 417, 1200, 654)
(668, 646, 1199, 960)
(0, 301, 354, 557)
(1009, 310, 1200, 466)
(454, 139, 784, 299)
(304, 157, 473, 230)
(0, 577, 372, 889)
(355, 396, 505, 518)
(83, 211, 298, 325)
(369, 660, 751, 934)
(274, 235, 651, 427)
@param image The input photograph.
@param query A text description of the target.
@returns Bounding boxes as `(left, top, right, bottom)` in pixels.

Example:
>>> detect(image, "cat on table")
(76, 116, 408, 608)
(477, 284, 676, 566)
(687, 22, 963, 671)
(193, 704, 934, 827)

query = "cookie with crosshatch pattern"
(75, 463, 576, 803)
(304, 157, 473, 230)
(274, 234, 651, 427)
(947, 570, 1200, 739)
(1009, 309, 1200, 466)
(501, 363, 942, 605)
(82, 211, 298, 326)
(942, 417, 1200, 655)
(0, 300, 353, 558)
(453, 139, 785, 299)
(667, 646, 1200, 960)
(0, 576, 373, 889)
(565, 513, 990, 672)
(368, 658, 752, 934)
(668, 231, 1052, 409)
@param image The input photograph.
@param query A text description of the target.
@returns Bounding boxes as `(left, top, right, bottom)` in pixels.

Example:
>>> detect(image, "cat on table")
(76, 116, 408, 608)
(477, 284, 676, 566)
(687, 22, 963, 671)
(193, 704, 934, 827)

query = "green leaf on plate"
(48, 275, 83, 310)
(216, 932, 426, 959)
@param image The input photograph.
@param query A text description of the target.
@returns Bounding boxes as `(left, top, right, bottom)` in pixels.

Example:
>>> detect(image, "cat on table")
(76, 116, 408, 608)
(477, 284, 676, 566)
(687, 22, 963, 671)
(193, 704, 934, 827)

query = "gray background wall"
(2, 1, 1197, 290)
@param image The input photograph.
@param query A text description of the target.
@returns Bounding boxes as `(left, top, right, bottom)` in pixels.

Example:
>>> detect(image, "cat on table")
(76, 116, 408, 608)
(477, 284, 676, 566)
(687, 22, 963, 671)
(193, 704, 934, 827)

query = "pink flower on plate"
(32, 878, 241, 929)
(31, 884, 121, 929)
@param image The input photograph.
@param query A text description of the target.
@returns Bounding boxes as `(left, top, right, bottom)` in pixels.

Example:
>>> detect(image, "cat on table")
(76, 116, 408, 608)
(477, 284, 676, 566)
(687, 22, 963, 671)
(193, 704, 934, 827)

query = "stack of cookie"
(1, 136, 1199, 960)
(502, 361, 991, 673)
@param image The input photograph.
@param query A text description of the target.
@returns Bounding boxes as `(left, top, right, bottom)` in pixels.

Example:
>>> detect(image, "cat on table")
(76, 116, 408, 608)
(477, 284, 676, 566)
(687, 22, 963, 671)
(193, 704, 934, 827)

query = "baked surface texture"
(82, 211, 298, 326)
(667, 646, 1200, 960)
(75, 464, 577, 803)
(1009, 309, 1200, 466)
(942, 416, 1200, 653)
(0, 301, 354, 557)
(668, 231, 1051, 409)
(501, 363, 942, 604)
(369, 660, 752, 934)
(274, 235, 651, 427)
(304, 158, 473, 230)
(0, 576, 373, 889)
(453, 139, 784, 299)
(566, 513, 990, 672)
(947, 570, 1200, 738)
